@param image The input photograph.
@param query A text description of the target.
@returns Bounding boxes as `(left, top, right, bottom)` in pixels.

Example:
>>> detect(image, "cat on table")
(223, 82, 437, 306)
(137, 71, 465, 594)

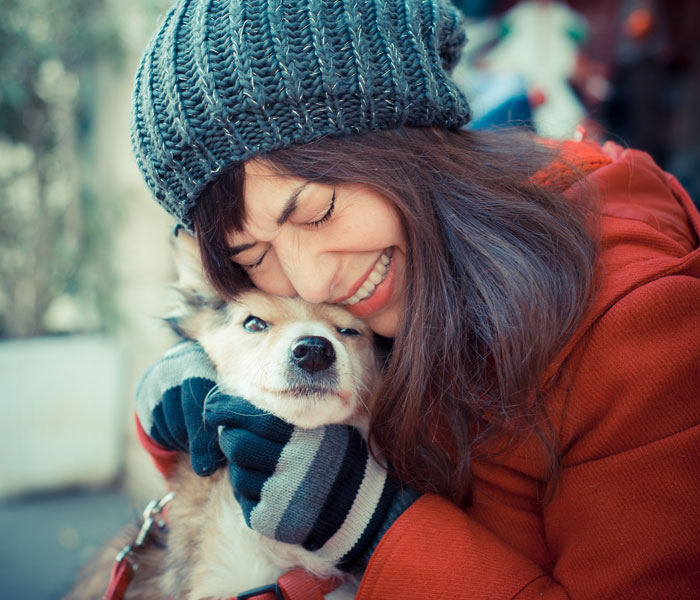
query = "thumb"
(189, 422, 226, 476)
(205, 395, 295, 443)
(204, 393, 263, 427)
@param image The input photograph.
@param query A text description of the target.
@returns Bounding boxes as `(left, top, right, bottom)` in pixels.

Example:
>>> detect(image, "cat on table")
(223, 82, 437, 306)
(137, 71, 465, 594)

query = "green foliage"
(0, 0, 123, 142)
(0, 0, 125, 337)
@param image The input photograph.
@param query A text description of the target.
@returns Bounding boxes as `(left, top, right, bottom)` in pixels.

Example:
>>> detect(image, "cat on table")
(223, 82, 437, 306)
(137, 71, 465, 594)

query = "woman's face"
(226, 159, 407, 337)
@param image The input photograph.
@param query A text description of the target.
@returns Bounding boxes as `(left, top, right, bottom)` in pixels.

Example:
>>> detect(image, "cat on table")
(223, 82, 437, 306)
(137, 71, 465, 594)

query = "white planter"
(0, 335, 124, 498)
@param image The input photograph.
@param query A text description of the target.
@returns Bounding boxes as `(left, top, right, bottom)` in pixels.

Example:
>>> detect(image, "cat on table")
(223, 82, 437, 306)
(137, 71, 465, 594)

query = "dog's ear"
(167, 226, 225, 339)
(170, 226, 212, 292)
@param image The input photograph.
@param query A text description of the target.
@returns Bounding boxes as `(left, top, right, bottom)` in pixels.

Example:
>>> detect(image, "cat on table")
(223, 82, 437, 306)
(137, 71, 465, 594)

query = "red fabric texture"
(277, 568, 344, 599)
(357, 141, 700, 599)
(134, 414, 179, 479)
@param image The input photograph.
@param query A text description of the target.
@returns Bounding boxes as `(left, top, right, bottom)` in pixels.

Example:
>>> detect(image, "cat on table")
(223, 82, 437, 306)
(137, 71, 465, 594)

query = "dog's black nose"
(291, 336, 336, 374)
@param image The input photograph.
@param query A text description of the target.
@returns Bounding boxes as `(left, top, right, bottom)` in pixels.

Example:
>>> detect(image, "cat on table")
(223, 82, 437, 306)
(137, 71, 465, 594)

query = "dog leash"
(105, 492, 344, 600)
(106, 491, 175, 600)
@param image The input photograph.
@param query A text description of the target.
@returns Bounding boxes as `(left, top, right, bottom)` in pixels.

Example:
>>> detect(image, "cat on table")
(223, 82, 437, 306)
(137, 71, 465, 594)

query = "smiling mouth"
(341, 249, 393, 306)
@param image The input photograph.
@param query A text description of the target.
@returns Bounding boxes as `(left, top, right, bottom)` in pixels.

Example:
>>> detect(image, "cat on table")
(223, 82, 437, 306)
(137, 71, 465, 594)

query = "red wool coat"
(140, 139, 700, 598)
(358, 140, 700, 599)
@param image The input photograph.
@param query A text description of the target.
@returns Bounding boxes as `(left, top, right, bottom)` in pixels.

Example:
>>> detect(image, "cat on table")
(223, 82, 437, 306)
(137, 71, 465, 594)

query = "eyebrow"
(227, 182, 310, 256)
(276, 182, 309, 226)
(227, 241, 257, 257)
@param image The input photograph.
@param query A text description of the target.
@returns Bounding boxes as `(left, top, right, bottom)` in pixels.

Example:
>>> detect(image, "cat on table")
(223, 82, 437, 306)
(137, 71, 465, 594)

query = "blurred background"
(0, 0, 698, 597)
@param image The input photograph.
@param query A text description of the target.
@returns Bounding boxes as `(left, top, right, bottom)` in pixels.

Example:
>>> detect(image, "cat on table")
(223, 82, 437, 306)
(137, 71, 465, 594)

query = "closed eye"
(244, 249, 268, 270)
(306, 190, 335, 227)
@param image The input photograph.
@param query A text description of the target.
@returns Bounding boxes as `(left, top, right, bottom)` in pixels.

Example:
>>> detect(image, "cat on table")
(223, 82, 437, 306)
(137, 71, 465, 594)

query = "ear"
(170, 226, 212, 293)
(166, 226, 225, 339)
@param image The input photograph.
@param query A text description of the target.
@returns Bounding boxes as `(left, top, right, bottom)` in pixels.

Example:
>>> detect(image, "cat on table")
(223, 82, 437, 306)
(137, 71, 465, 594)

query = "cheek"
(248, 268, 296, 297)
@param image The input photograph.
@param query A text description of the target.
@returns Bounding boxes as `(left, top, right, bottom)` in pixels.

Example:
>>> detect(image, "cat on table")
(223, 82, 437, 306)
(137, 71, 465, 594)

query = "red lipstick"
(344, 250, 397, 318)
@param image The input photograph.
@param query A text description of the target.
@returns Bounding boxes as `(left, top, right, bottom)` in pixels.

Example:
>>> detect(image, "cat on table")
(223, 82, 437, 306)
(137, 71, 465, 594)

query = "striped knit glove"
(205, 395, 421, 571)
(135, 340, 226, 476)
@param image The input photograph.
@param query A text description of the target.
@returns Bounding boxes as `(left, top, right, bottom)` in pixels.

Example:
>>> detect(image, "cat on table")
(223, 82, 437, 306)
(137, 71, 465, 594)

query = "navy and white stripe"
(250, 427, 336, 541)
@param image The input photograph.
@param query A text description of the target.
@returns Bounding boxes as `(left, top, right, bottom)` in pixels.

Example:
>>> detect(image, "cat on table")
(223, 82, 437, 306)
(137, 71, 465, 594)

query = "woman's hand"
(205, 394, 420, 571)
(135, 340, 226, 476)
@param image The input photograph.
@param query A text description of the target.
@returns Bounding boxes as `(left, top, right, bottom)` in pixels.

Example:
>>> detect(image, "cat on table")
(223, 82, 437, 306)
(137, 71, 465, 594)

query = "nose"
(290, 336, 336, 374)
(284, 265, 335, 304)
(273, 235, 337, 304)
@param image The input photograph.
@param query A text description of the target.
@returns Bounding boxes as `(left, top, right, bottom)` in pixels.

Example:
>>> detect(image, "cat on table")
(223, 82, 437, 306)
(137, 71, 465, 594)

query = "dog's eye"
(337, 327, 360, 336)
(243, 315, 269, 332)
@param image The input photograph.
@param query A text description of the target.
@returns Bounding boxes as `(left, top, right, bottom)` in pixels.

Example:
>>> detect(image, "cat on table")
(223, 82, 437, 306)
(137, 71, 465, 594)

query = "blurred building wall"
(0, 0, 179, 502)
(93, 3, 180, 502)
(1, 7, 180, 597)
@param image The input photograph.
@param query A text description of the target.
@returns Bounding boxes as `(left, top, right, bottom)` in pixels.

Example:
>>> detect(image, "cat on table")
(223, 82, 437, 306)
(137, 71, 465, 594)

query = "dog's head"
(167, 230, 380, 430)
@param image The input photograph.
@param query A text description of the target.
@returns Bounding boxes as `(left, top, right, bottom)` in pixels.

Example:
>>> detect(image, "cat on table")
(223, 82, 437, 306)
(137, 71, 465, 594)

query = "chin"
(365, 311, 398, 339)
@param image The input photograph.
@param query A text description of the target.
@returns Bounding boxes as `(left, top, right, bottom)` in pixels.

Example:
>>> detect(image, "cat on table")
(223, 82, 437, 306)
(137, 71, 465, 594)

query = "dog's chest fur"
(162, 460, 344, 599)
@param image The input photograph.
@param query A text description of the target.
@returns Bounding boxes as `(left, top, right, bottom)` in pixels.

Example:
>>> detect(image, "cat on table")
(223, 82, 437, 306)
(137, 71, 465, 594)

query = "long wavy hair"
(192, 127, 599, 507)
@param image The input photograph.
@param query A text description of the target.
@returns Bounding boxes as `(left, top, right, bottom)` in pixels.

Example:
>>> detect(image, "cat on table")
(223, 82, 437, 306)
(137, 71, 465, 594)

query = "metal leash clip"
(115, 490, 176, 565)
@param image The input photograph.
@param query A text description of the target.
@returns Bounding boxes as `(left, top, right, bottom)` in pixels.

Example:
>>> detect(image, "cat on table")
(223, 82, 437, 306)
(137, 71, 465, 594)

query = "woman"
(131, 0, 700, 597)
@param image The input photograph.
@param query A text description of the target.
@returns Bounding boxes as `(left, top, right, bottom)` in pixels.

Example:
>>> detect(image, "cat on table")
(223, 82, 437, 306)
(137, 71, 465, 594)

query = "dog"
(65, 231, 380, 599)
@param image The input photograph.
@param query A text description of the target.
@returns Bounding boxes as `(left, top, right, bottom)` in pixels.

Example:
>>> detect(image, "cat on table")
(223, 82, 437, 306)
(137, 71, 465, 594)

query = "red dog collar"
(233, 568, 344, 600)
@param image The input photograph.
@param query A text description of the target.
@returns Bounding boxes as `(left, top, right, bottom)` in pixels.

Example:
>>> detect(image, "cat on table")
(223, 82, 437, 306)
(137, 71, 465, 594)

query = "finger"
(181, 378, 225, 475)
(205, 395, 294, 443)
(189, 425, 226, 476)
(218, 428, 281, 473)
(229, 462, 268, 503)
(190, 448, 226, 477)
(150, 418, 182, 452)
(154, 390, 187, 452)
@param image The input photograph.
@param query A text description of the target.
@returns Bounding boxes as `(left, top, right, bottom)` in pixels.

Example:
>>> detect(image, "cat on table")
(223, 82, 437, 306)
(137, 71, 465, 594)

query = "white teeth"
(342, 249, 393, 306)
(368, 270, 382, 285)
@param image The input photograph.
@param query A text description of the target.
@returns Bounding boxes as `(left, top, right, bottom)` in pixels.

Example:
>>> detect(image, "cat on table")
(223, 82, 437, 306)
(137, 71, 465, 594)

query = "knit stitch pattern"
(207, 393, 407, 570)
(131, 0, 471, 230)
(135, 340, 226, 476)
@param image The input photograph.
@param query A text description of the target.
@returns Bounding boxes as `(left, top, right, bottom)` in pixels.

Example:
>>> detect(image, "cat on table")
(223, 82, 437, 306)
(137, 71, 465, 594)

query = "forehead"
(244, 160, 304, 209)
(230, 160, 307, 239)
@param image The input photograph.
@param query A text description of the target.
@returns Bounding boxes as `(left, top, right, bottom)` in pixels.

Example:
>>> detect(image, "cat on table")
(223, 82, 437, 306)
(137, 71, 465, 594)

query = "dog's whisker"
(202, 384, 277, 419)
(200, 383, 225, 423)
(228, 410, 276, 418)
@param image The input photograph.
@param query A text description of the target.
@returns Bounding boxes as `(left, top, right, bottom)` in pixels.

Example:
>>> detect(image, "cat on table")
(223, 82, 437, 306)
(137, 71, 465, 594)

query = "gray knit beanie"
(131, 0, 471, 230)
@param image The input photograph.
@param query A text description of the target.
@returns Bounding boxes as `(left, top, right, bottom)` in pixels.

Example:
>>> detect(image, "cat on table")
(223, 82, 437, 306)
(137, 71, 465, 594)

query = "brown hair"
(192, 127, 598, 507)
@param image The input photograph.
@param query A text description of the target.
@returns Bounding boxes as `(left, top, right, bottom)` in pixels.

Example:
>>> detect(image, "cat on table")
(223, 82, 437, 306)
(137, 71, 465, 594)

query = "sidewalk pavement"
(0, 488, 142, 599)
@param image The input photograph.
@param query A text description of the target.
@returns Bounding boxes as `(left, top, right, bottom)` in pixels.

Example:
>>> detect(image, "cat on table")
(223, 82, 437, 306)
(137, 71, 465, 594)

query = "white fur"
(200, 301, 375, 431)
(186, 469, 358, 600)
(167, 232, 377, 599)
